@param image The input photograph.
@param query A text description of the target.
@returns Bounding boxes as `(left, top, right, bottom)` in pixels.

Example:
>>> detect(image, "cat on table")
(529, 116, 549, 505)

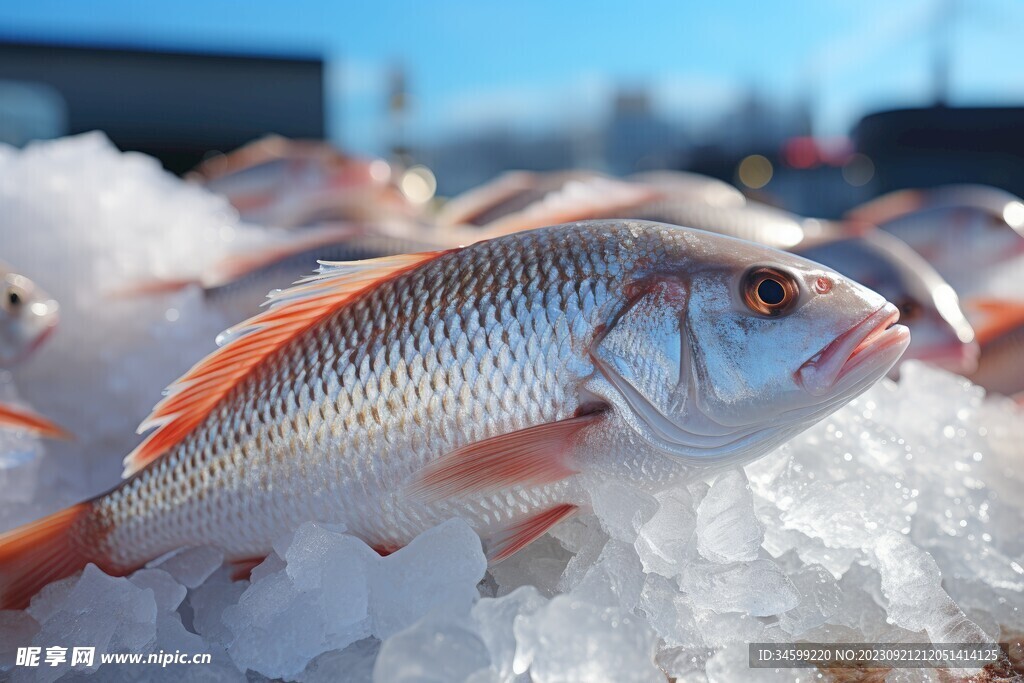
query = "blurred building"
(855, 106, 1024, 197)
(0, 39, 324, 173)
(604, 88, 683, 175)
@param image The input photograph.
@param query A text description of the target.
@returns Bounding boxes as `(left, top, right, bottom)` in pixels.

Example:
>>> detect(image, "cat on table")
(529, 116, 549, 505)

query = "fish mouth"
(798, 303, 911, 396)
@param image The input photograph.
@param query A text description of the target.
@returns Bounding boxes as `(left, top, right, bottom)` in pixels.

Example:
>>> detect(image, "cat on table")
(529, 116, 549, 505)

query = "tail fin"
(0, 503, 94, 610)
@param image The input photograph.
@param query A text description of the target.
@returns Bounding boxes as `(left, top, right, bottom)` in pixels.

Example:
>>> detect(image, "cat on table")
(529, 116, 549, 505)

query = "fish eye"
(898, 299, 921, 321)
(5, 288, 22, 309)
(742, 267, 799, 317)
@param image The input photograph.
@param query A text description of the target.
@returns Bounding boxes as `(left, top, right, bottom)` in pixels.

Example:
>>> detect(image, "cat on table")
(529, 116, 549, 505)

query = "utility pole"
(932, 0, 956, 106)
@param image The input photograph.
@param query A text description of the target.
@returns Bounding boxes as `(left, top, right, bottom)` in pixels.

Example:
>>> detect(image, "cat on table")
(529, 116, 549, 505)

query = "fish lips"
(798, 303, 911, 396)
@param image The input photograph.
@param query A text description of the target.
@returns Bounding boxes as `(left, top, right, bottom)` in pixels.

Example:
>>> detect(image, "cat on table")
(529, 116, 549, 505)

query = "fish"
(0, 262, 59, 368)
(0, 220, 909, 609)
(192, 136, 413, 228)
(436, 171, 605, 228)
(439, 171, 749, 238)
(625, 170, 747, 207)
(845, 185, 1024, 290)
(625, 200, 841, 250)
(439, 172, 661, 233)
(795, 231, 977, 374)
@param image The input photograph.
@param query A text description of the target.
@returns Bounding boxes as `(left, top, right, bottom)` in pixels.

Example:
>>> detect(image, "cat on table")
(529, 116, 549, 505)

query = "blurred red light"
(783, 137, 818, 169)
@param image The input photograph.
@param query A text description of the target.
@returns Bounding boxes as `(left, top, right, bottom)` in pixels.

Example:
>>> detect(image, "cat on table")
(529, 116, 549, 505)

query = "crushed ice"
(1, 136, 1021, 681)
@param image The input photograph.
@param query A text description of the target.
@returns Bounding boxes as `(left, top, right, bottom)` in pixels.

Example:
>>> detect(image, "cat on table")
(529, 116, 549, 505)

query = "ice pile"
(0, 362, 1019, 681)
(0, 134, 282, 505)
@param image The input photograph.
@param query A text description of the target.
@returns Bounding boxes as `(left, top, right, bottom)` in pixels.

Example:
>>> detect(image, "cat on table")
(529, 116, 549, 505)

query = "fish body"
(0, 262, 59, 367)
(628, 200, 836, 250)
(0, 221, 909, 608)
(625, 170, 746, 207)
(796, 232, 977, 374)
(441, 170, 748, 238)
(846, 185, 1024, 291)
(193, 136, 411, 228)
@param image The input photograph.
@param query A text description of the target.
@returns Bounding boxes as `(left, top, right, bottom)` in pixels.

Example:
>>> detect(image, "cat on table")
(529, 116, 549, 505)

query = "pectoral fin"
(406, 414, 601, 503)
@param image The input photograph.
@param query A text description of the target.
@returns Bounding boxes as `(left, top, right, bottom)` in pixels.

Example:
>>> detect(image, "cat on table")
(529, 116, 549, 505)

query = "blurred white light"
(400, 165, 437, 204)
(369, 159, 392, 183)
(932, 284, 974, 344)
(165, 308, 180, 322)
(1002, 201, 1024, 229)
(30, 302, 49, 317)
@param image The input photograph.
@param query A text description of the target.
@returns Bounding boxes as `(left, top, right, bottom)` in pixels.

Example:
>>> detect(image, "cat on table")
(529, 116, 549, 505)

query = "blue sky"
(2, 0, 1023, 155)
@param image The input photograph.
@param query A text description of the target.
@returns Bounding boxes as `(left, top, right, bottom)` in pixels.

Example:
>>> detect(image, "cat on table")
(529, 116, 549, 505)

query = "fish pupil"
(757, 278, 785, 306)
(6, 290, 20, 307)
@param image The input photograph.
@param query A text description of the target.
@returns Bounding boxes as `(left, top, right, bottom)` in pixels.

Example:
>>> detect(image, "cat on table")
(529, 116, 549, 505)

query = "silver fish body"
(6, 221, 908, 596)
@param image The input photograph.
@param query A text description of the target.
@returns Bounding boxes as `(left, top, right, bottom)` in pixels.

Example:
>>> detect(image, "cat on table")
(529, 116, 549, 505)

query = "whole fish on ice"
(0, 221, 909, 608)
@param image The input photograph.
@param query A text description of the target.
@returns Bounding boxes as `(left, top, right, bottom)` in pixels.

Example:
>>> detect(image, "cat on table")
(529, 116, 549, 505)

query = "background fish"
(0, 262, 59, 368)
(0, 220, 908, 609)
(193, 136, 414, 228)
(626, 200, 840, 250)
(795, 231, 977, 374)
(845, 184, 1024, 292)
(964, 298, 1024, 399)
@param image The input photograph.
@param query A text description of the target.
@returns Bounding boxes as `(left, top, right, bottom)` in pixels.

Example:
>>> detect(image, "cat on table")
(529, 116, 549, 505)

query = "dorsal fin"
(844, 189, 926, 226)
(122, 249, 452, 477)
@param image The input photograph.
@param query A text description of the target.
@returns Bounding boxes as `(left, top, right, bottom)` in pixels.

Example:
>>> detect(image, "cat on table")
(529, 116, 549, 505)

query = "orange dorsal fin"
(0, 402, 72, 440)
(478, 177, 660, 238)
(122, 249, 452, 478)
(487, 503, 578, 563)
(844, 189, 926, 226)
(966, 297, 1024, 345)
(406, 413, 600, 502)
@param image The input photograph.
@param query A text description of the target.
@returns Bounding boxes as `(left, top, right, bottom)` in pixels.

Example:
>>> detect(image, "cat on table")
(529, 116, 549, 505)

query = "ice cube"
(512, 596, 660, 683)
(373, 612, 490, 683)
(634, 487, 698, 578)
(696, 468, 763, 563)
(152, 546, 225, 589)
(470, 586, 547, 680)
(680, 559, 799, 617)
(368, 518, 487, 639)
(27, 564, 157, 681)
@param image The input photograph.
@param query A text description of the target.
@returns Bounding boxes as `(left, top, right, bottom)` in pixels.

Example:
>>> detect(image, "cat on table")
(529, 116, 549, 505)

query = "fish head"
(797, 233, 978, 375)
(588, 227, 909, 470)
(0, 266, 60, 367)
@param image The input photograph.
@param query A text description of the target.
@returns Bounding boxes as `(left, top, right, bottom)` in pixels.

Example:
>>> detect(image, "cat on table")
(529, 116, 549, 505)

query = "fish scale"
(86, 225, 638, 567)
